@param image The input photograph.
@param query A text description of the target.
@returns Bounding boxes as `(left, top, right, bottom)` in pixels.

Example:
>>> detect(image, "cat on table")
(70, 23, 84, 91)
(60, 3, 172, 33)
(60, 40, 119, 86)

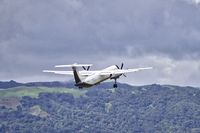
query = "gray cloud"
(0, 0, 200, 86)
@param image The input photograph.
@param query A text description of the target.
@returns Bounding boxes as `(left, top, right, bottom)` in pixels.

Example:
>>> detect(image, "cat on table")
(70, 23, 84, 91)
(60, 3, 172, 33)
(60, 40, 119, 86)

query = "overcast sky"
(0, 0, 200, 86)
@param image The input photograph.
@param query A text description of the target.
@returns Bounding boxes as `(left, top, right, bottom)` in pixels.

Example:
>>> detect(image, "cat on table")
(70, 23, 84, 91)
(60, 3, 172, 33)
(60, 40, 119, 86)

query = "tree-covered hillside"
(0, 84, 200, 133)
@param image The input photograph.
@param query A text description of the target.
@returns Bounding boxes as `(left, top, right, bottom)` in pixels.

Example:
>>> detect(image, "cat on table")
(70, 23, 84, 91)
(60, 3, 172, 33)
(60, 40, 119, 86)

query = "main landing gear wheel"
(113, 83, 118, 88)
(113, 79, 118, 88)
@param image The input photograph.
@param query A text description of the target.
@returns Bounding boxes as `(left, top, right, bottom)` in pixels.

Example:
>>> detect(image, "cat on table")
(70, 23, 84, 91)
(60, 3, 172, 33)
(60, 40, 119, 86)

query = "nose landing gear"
(113, 79, 118, 88)
(113, 83, 118, 88)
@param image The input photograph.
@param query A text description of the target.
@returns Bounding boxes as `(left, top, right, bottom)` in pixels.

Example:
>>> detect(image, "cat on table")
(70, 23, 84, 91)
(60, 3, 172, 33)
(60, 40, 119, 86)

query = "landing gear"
(113, 83, 118, 88)
(113, 79, 118, 88)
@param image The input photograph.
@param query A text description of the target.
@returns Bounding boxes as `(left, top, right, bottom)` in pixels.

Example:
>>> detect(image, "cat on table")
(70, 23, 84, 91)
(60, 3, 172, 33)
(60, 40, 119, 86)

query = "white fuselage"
(80, 65, 120, 87)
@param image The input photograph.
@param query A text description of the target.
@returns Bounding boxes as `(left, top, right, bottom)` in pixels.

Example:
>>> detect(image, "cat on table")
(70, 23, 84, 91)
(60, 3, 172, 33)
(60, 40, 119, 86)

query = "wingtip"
(149, 67, 153, 69)
(43, 70, 53, 73)
(139, 67, 153, 70)
(43, 70, 48, 72)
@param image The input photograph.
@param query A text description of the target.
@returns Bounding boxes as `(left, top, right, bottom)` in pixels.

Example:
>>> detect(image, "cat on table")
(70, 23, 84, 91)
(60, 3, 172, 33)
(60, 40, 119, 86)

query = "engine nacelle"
(110, 74, 121, 79)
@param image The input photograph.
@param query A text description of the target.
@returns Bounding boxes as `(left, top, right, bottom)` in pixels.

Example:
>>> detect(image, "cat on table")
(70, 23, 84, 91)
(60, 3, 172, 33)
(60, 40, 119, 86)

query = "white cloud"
(183, 0, 200, 5)
(193, 0, 200, 4)
(115, 56, 200, 87)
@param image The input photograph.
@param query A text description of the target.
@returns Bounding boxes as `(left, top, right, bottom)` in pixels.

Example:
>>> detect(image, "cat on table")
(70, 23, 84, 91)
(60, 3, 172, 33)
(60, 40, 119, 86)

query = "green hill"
(0, 84, 200, 133)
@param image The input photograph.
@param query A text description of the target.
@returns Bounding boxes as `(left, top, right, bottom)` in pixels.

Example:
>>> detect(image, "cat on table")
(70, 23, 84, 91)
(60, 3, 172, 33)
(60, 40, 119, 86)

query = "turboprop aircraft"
(43, 63, 152, 88)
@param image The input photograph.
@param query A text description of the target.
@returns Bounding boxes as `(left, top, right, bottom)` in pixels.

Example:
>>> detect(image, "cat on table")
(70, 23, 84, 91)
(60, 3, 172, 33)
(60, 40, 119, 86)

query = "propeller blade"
(115, 65, 120, 69)
(123, 74, 127, 77)
(87, 66, 90, 71)
(82, 66, 86, 70)
(121, 63, 124, 69)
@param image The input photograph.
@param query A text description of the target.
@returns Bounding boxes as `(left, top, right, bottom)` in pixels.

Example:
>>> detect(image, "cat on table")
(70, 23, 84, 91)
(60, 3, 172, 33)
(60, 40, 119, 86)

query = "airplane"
(43, 63, 152, 88)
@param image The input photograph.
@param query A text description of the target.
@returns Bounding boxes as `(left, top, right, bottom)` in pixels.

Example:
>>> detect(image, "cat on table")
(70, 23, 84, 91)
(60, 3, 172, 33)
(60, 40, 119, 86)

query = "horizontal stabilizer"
(43, 70, 98, 76)
(55, 63, 93, 68)
(43, 70, 73, 75)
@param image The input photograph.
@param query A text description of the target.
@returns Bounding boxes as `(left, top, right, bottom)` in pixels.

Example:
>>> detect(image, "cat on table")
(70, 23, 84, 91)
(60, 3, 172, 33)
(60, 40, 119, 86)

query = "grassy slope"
(0, 86, 87, 109)
(0, 86, 87, 98)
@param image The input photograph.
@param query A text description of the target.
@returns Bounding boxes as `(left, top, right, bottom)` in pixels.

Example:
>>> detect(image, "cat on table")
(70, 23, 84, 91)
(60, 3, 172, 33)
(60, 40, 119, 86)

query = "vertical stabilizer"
(72, 67, 81, 84)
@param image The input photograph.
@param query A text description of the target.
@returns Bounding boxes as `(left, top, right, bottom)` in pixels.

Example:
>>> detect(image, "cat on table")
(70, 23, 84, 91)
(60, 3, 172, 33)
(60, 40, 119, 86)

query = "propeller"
(82, 66, 86, 70)
(116, 63, 126, 77)
(115, 65, 119, 69)
(121, 63, 124, 69)
(123, 74, 127, 77)
(116, 63, 124, 69)
(82, 66, 90, 71)
(87, 66, 90, 71)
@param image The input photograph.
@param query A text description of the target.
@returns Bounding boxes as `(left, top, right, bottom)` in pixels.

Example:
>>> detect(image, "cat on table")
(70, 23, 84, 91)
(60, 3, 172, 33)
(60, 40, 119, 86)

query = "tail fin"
(72, 67, 81, 84)
(54, 63, 92, 84)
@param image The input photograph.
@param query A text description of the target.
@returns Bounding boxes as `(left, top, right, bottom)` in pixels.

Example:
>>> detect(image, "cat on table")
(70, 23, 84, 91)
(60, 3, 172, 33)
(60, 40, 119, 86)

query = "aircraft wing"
(100, 67, 153, 75)
(43, 70, 98, 76)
